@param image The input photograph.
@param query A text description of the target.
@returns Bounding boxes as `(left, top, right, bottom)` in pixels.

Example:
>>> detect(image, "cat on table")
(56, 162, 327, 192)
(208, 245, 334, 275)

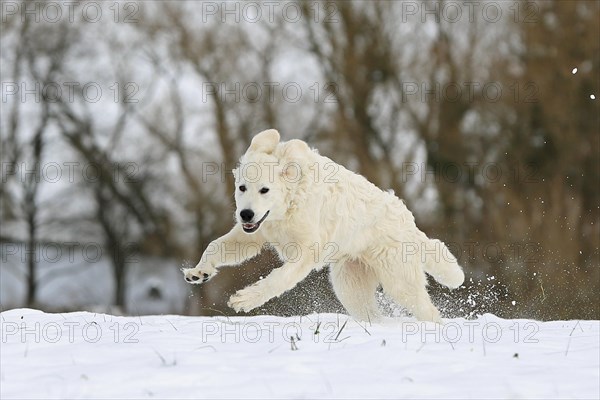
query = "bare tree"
(1, 15, 72, 306)
(484, 0, 600, 318)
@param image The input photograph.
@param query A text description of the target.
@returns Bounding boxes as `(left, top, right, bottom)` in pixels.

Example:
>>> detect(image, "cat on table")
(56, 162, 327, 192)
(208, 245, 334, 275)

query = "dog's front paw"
(227, 286, 265, 313)
(182, 263, 217, 284)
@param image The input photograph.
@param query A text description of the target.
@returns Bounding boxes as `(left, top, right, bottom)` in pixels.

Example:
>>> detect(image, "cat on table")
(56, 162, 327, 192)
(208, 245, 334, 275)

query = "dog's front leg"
(183, 225, 265, 284)
(227, 254, 314, 313)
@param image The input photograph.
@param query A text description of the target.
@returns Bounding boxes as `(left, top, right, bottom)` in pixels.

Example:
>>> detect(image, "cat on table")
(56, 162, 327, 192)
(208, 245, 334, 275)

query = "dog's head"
(233, 129, 310, 234)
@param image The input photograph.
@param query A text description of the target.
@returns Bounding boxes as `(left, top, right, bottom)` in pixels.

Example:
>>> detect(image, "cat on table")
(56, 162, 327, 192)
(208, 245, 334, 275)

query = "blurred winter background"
(1, 0, 598, 320)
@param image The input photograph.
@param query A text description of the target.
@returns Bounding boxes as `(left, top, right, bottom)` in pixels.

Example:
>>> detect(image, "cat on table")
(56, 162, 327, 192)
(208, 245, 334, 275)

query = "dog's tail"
(422, 239, 465, 289)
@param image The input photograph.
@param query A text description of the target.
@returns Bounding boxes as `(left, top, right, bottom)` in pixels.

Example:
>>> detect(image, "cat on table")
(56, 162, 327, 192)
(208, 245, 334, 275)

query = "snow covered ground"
(1, 309, 598, 399)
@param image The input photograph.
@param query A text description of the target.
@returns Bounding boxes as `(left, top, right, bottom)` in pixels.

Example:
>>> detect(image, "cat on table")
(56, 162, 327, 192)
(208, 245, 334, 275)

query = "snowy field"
(1, 309, 598, 399)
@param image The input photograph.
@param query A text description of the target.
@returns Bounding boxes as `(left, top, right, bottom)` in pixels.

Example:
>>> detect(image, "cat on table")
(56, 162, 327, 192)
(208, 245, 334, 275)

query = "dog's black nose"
(240, 209, 254, 222)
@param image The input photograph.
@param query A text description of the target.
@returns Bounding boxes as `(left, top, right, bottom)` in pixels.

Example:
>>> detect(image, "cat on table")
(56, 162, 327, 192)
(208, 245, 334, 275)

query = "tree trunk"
(113, 257, 126, 310)
(26, 219, 37, 307)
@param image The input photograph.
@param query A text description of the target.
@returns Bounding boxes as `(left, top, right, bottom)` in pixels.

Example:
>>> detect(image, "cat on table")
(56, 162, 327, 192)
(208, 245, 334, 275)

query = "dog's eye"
(239, 185, 247, 192)
(259, 188, 269, 194)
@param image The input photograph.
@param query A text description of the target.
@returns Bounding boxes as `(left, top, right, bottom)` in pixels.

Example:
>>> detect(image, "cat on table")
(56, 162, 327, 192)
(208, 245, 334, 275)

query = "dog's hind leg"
(381, 280, 441, 323)
(376, 253, 442, 323)
(329, 259, 381, 322)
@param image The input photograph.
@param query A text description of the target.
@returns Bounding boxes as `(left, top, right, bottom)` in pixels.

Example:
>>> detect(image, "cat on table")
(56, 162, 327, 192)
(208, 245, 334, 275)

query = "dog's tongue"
(243, 223, 257, 229)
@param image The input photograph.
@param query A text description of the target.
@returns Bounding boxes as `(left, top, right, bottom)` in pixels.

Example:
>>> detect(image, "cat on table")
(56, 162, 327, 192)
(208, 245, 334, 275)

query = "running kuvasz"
(183, 129, 464, 322)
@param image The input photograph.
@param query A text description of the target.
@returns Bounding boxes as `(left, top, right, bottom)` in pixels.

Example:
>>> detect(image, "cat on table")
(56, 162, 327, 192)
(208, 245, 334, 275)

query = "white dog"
(183, 129, 464, 322)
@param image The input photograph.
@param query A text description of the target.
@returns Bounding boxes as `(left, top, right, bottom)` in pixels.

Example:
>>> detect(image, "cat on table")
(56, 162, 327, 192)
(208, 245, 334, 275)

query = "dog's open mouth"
(242, 211, 270, 233)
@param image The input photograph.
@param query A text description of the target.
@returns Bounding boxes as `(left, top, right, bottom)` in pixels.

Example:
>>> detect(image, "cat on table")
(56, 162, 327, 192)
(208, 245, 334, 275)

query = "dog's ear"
(280, 139, 311, 159)
(249, 129, 280, 154)
(280, 139, 312, 181)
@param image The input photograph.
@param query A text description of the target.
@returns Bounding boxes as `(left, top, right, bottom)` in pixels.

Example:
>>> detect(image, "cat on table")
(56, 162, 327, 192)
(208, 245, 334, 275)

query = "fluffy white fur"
(183, 129, 464, 322)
